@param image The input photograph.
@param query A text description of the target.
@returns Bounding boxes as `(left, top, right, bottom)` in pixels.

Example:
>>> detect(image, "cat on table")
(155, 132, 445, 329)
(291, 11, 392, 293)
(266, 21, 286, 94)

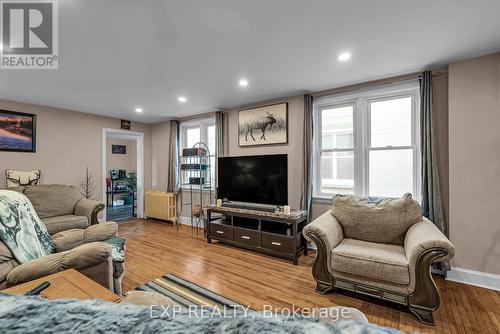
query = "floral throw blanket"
(0, 190, 54, 263)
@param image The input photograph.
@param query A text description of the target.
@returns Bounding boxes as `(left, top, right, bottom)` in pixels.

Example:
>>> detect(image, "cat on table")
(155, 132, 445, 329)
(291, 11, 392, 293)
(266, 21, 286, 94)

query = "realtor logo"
(1, 0, 58, 69)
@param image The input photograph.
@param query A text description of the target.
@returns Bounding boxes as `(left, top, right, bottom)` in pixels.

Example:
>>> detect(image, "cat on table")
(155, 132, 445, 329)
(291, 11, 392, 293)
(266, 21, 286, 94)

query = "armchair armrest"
(6, 242, 112, 287)
(303, 211, 344, 250)
(405, 218, 455, 267)
(75, 198, 105, 225)
(51, 222, 118, 252)
(302, 211, 344, 293)
(405, 218, 455, 294)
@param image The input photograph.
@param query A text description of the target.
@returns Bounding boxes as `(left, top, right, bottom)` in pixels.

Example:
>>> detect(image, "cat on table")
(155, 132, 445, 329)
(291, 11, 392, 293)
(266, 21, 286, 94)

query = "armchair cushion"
(332, 239, 409, 285)
(0, 242, 19, 289)
(42, 215, 89, 235)
(5, 242, 112, 287)
(331, 193, 422, 244)
(23, 185, 82, 219)
(405, 218, 455, 292)
(52, 222, 118, 252)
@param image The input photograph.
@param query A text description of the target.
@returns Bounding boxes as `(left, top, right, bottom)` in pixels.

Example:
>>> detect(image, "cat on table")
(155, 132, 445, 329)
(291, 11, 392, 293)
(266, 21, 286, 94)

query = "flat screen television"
(217, 154, 288, 206)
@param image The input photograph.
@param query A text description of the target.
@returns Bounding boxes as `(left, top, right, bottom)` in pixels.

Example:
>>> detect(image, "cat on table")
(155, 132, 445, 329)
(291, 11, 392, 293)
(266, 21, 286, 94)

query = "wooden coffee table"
(1, 269, 121, 302)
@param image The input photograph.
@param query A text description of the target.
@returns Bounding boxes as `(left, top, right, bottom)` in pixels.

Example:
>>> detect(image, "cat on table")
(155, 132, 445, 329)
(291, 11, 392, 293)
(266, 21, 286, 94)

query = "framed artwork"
(238, 102, 288, 146)
(0, 110, 36, 152)
(121, 120, 131, 130)
(112, 144, 126, 154)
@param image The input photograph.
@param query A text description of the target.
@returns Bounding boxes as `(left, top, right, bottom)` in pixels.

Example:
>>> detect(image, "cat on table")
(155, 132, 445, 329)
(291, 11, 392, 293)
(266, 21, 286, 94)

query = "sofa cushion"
(23, 185, 82, 219)
(42, 215, 89, 235)
(331, 193, 422, 244)
(332, 238, 409, 285)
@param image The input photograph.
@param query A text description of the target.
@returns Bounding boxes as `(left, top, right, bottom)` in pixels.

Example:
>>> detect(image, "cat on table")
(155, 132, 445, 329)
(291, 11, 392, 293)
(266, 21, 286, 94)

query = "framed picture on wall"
(112, 144, 126, 154)
(0, 110, 36, 152)
(238, 102, 288, 146)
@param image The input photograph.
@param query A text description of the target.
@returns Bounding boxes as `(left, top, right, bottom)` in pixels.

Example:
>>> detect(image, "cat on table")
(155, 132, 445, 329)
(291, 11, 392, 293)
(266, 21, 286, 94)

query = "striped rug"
(134, 274, 246, 310)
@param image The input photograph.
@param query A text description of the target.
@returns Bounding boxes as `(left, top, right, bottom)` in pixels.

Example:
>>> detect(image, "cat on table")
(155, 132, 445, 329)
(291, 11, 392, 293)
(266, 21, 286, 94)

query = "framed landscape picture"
(0, 110, 37, 152)
(238, 102, 288, 146)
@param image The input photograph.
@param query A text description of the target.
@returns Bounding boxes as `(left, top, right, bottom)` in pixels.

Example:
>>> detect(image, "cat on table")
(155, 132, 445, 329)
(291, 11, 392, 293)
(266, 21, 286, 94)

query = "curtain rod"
(311, 69, 447, 99)
(311, 72, 421, 98)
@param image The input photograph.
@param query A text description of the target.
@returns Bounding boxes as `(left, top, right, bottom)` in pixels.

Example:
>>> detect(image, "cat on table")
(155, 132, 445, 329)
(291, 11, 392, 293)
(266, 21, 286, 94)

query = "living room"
(1, 1, 499, 333)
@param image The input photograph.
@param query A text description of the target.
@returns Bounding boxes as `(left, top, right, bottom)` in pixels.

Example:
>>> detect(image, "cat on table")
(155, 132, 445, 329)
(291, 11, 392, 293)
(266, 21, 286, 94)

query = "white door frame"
(102, 128, 145, 221)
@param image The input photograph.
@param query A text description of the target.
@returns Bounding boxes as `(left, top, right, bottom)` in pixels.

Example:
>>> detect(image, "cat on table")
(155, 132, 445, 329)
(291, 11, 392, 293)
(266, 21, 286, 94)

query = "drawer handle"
(216, 230, 224, 234)
(271, 241, 281, 246)
(241, 236, 250, 240)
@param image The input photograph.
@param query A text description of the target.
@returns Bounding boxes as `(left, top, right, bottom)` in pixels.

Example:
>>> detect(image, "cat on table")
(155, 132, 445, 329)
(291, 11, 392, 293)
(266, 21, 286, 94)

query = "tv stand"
(206, 205, 308, 265)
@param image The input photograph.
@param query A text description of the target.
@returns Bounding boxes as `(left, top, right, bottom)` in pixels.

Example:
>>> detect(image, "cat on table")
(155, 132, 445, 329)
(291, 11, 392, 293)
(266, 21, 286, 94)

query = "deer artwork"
(244, 112, 277, 142)
(6, 170, 41, 187)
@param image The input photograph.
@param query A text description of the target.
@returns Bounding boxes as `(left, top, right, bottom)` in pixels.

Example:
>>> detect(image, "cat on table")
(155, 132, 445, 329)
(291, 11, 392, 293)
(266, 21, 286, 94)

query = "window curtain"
(215, 111, 224, 189)
(300, 94, 314, 217)
(167, 120, 180, 193)
(420, 71, 448, 272)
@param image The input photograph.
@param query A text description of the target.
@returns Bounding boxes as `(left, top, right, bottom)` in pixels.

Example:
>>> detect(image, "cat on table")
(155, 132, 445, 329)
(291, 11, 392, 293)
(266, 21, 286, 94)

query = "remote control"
(25, 281, 51, 296)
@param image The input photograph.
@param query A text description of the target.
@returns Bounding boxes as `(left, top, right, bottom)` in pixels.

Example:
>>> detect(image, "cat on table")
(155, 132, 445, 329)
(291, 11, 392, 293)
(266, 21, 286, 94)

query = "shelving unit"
(106, 176, 135, 217)
(179, 142, 213, 233)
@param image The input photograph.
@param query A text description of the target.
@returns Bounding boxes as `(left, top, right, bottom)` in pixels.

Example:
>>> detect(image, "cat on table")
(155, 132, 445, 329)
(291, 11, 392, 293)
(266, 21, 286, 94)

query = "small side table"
(1, 269, 121, 302)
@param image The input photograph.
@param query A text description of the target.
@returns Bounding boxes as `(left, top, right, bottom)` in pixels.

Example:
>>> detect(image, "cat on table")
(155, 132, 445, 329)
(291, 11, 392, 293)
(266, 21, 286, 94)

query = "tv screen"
(217, 154, 288, 206)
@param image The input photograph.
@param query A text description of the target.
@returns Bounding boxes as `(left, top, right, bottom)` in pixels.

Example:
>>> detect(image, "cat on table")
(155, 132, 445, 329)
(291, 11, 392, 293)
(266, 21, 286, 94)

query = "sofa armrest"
(405, 218, 455, 293)
(52, 222, 118, 252)
(6, 242, 112, 287)
(74, 198, 105, 225)
(302, 211, 344, 292)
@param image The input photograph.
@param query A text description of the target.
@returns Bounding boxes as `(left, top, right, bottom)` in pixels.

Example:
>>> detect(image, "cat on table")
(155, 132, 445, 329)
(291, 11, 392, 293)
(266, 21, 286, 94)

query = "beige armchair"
(0, 222, 124, 295)
(11, 185, 105, 235)
(303, 194, 455, 325)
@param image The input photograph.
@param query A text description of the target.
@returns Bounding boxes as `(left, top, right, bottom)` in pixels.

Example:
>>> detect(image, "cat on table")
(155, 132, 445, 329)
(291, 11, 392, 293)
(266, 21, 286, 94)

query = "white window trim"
(179, 116, 216, 190)
(312, 81, 421, 201)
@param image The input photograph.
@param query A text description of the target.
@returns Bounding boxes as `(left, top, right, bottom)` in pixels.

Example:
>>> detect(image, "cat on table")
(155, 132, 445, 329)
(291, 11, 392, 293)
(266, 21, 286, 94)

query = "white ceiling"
(2, 0, 500, 123)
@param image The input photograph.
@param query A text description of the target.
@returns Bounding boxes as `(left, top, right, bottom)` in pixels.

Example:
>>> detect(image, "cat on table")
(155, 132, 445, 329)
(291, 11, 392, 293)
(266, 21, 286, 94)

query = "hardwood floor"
(119, 219, 500, 334)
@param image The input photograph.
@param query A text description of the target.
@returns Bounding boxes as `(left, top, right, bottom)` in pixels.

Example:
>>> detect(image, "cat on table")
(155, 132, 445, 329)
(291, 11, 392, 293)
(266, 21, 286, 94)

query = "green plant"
(126, 172, 137, 194)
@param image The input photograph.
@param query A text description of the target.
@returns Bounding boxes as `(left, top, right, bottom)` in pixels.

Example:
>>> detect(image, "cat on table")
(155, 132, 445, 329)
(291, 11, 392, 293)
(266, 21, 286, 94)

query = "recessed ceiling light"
(337, 52, 351, 62)
(135, 108, 143, 113)
(178, 96, 187, 103)
(238, 79, 249, 87)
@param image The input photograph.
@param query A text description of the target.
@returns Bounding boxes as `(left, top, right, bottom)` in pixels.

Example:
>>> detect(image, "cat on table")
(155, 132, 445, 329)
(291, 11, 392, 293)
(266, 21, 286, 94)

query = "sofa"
(0, 222, 124, 295)
(11, 185, 105, 235)
(303, 194, 455, 325)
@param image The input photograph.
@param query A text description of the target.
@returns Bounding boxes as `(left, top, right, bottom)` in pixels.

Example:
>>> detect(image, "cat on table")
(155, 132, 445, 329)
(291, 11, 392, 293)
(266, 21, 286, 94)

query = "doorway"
(102, 128, 144, 222)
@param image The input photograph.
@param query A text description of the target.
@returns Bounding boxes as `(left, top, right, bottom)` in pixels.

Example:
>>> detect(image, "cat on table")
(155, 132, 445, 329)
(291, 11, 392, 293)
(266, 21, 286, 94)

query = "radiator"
(145, 191, 177, 223)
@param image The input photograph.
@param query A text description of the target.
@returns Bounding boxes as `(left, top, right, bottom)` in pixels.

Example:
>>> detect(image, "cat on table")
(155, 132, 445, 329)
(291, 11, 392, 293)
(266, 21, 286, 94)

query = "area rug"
(133, 274, 247, 310)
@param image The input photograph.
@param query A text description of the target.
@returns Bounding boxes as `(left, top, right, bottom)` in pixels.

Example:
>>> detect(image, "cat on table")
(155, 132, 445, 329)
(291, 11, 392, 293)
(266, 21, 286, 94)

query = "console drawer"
(209, 223, 233, 240)
(234, 228, 260, 246)
(262, 233, 294, 253)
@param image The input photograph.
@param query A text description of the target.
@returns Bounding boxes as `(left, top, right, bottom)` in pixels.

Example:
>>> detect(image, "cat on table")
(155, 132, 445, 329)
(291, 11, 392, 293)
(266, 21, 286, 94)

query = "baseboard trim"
(446, 267, 500, 291)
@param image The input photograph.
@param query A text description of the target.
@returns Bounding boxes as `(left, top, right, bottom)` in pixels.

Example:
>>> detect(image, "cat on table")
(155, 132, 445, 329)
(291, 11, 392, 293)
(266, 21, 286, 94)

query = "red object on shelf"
(106, 177, 111, 191)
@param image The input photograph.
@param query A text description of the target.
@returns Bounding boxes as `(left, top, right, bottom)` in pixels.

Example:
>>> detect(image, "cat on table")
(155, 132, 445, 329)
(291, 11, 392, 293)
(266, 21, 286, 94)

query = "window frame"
(179, 116, 216, 190)
(316, 102, 356, 194)
(312, 82, 421, 201)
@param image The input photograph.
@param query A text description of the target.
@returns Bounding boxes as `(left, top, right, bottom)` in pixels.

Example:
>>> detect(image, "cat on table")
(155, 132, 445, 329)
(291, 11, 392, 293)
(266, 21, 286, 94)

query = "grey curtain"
(421, 71, 450, 275)
(215, 111, 225, 189)
(300, 94, 314, 217)
(420, 71, 446, 235)
(167, 120, 180, 193)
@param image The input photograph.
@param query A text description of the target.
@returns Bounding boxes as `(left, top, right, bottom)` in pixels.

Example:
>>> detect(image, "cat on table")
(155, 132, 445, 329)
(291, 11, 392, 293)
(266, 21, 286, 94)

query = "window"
(180, 117, 216, 188)
(313, 83, 420, 200)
